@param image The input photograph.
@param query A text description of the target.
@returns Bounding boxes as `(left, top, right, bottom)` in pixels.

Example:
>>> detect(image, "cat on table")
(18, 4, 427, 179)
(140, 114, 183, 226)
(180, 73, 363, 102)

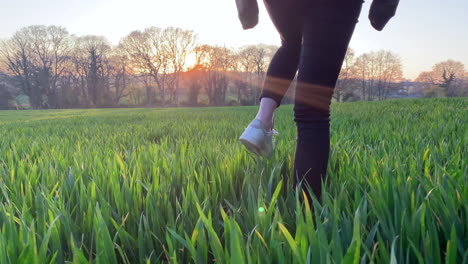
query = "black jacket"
(236, 0, 400, 31)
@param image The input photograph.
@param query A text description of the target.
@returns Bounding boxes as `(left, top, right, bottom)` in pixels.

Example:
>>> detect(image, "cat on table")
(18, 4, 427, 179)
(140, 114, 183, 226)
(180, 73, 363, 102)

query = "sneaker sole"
(239, 138, 263, 156)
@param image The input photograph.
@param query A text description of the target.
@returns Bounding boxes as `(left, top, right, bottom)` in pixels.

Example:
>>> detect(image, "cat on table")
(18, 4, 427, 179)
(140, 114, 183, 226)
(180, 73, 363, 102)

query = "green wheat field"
(0, 98, 466, 263)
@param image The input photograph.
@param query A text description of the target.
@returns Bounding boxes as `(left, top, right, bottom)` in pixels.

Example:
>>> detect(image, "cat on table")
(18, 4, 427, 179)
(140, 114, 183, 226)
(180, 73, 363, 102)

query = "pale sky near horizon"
(1, 0, 467, 80)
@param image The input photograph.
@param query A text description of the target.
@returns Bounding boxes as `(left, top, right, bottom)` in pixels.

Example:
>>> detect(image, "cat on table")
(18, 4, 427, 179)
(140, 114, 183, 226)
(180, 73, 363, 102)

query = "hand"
(369, 0, 400, 31)
(236, 0, 259, 30)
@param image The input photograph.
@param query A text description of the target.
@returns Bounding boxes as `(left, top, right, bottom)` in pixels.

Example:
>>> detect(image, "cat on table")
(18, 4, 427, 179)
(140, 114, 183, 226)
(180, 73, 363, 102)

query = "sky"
(1, 0, 467, 80)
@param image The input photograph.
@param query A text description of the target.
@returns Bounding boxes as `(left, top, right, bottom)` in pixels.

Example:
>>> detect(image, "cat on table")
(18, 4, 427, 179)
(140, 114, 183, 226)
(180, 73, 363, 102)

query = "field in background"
(0, 98, 466, 263)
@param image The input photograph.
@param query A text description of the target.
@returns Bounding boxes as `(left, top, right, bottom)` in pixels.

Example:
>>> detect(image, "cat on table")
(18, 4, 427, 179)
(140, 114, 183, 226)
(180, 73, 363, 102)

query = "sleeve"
(235, 0, 259, 30)
(368, 0, 400, 31)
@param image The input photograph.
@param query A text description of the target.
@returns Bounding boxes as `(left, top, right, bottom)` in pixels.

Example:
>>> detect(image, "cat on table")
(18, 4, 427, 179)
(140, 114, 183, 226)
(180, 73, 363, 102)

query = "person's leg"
(254, 97, 277, 131)
(254, 0, 303, 130)
(294, 0, 363, 201)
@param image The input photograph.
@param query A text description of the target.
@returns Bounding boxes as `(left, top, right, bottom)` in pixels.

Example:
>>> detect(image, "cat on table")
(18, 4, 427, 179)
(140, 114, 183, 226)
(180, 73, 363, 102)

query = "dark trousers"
(259, 0, 363, 201)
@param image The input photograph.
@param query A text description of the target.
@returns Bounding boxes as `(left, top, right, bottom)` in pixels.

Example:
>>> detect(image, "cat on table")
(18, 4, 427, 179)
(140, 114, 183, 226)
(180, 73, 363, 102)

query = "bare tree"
(108, 47, 131, 105)
(415, 60, 466, 97)
(0, 70, 15, 109)
(462, 72, 468, 96)
(74, 36, 111, 107)
(162, 27, 198, 105)
(0, 26, 71, 108)
(374, 50, 403, 100)
(61, 36, 89, 106)
(414, 71, 443, 97)
(236, 45, 272, 104)
(120, 28, 165, 106)
(336, 48, 356, 102)
(183, 45, 209, 106)
(42, 26, 71, 107)
(197, 45, 233, 106)
(1, 30, 39, 107)
(230, 52, 248, 105)
(231, 44, 278, 104)
(185, 64, 204, 106)
(432, 60, 465, 97)
(415, 71, 436, 84)
(353, 53, 371, 100)
(352, 50, 402, 100)
(251, 45, 267, 104)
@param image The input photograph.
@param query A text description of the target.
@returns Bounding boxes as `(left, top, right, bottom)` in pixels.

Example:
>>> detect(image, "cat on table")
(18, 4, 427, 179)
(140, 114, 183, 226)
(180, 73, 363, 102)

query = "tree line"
(414, 60, 468, 97)
(0, 25, 466, 109)
(335, 50, 467, 102)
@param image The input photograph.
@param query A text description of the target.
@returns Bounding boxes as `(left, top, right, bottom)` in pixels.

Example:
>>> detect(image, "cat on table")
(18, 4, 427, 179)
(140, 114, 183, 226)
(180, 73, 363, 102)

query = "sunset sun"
(184, 52, 197, 70)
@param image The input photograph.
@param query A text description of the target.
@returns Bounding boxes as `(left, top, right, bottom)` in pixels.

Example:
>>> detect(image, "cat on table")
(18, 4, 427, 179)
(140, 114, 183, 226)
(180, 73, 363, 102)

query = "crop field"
(0, 98, 466, 263)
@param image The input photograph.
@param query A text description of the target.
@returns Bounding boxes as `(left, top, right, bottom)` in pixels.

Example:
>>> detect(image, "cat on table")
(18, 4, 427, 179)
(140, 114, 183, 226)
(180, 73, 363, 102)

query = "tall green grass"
(0, 98, 466, 263)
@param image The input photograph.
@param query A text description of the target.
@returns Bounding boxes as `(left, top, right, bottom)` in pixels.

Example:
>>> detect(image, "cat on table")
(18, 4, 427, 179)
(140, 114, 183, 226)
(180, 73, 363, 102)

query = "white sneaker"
(239, 119, 279, 158)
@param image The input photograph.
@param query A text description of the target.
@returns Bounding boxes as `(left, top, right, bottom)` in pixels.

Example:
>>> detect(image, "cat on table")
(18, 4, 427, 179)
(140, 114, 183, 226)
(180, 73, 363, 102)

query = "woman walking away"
(237, 0, 399, 201)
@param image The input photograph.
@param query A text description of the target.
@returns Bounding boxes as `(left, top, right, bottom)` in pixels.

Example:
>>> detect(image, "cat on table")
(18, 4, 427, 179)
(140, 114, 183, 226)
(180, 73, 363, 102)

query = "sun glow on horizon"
(184, 52, 198, 71)
(0, 0, 467, 80)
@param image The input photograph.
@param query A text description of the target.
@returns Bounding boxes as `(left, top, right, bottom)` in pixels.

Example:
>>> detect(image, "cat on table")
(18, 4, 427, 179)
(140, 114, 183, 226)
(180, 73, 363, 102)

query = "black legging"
(259, 0, 363, 201)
